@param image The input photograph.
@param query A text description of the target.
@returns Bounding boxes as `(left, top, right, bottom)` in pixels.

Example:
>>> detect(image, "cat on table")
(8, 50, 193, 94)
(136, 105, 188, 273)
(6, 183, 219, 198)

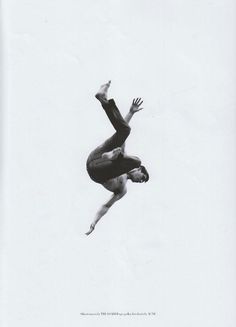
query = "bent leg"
(112, 154, 141, 177)
(87, 98, 131, 167)
(87, 94, 135, 183)
(102, 147, 122, 160)
(101, 99, 131, 148)
(87, 153, 141, 183)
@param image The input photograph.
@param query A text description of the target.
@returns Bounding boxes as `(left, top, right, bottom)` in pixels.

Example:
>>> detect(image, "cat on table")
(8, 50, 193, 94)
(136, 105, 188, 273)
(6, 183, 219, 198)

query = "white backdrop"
(1, 1, 236, 326)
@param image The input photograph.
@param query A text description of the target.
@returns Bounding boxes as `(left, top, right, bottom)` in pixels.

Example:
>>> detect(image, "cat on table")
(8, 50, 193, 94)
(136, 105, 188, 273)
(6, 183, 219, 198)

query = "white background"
(1, 0, 236, 326)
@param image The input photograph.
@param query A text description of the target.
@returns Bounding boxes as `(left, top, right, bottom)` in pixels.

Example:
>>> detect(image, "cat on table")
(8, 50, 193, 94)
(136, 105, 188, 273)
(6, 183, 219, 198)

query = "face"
(129, 168, 146, 183)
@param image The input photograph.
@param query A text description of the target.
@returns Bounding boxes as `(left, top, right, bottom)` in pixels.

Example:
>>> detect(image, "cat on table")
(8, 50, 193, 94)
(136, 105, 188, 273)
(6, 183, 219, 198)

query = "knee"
(131, 156, 141, 168)
(117, 124, 131, 144)
(134, 157, 141, 167)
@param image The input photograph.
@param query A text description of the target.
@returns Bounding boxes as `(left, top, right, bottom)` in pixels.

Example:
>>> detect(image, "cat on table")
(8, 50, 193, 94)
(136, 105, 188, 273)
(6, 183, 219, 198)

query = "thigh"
(93, 132, 125, 157)
(87, 155, 141, 183)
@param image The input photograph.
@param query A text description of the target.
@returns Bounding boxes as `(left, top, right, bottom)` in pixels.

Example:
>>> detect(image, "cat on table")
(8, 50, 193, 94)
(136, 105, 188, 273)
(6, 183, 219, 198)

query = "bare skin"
(85, 82, 145, 236)
(102, 147, 122, 160)
(95, 80, 111, 104)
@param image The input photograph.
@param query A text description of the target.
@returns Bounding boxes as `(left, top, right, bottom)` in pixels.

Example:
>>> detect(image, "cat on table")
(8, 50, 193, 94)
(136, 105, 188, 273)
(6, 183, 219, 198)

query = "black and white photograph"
(1, 1, 236, 326)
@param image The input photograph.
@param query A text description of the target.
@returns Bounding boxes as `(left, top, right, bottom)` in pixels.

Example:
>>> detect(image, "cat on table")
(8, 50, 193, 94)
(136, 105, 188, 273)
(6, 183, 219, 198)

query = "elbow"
(118, 189, 127, 199)
(103, 204, 110, 211)
(99, 205, 109, 215)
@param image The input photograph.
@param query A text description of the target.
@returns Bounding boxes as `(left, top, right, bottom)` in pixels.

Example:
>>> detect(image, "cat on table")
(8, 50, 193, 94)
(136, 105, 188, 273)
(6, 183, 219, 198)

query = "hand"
(130, 98, 143, 114)
(85, 224, 95, 236)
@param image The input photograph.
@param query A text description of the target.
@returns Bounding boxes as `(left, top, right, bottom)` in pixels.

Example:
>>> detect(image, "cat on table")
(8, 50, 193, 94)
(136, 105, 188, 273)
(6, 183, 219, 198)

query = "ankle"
(95, 94, 109, 105)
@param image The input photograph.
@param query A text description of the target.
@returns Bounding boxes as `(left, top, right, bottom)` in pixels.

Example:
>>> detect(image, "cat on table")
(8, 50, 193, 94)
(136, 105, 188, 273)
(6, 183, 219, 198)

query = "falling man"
(86, 81, 149, 235)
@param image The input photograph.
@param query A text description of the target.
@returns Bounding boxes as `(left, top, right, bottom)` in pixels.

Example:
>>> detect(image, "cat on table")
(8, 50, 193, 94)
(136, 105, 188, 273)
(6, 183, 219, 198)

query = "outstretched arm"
(85, 189, 127, 235)
(121, 98, 144, 152)
(125, 98, 143, 123)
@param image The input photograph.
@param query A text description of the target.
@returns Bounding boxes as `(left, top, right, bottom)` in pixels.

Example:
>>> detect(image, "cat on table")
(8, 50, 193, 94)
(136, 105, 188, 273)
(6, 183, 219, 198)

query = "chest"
(103, 175, 126, 193)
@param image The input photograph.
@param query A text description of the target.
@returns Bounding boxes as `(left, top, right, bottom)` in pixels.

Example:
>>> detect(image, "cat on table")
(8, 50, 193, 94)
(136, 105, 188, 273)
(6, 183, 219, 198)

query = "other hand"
(130, 98, 143, 114)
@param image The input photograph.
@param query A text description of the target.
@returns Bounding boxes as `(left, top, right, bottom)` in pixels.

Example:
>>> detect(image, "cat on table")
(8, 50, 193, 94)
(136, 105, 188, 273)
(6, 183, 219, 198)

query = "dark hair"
(140, 165, 149, 182)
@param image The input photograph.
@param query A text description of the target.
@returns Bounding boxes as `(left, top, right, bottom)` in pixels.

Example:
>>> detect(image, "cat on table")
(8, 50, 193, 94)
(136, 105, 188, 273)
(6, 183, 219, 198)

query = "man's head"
(128, 165, 149, 183)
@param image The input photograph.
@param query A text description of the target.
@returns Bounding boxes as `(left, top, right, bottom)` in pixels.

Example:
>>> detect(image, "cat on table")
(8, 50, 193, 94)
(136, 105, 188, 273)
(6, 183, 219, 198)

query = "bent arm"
(124, 111, 134, 124)
(125, 98, 143, 123)
(122, 98, 143, 152)
(123, 112, 133, 152)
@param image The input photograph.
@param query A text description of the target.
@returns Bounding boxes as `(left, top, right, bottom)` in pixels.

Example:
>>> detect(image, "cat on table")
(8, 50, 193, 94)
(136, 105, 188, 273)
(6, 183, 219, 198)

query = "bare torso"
(102, 174, 128, 194)
(85, 81, 144, 235)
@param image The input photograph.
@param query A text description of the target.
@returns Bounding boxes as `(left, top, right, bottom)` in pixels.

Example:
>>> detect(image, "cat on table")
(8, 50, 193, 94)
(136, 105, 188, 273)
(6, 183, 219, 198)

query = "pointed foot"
(95, 80, 111, 103)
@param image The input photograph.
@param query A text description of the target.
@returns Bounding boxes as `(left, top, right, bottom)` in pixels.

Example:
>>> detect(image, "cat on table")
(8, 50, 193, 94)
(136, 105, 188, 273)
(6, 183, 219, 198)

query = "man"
(85, 81, 149, 235)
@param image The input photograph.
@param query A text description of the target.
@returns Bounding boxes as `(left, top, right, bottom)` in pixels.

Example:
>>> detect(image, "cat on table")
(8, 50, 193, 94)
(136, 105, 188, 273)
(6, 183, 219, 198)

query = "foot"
(85, 224, 95, 236)
(95, 80, 111, 103)
(102, 147, 122, 160)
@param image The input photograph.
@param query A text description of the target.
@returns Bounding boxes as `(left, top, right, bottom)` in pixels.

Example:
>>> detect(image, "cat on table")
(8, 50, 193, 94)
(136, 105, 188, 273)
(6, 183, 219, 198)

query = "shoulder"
(114, 175, 128, 195)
